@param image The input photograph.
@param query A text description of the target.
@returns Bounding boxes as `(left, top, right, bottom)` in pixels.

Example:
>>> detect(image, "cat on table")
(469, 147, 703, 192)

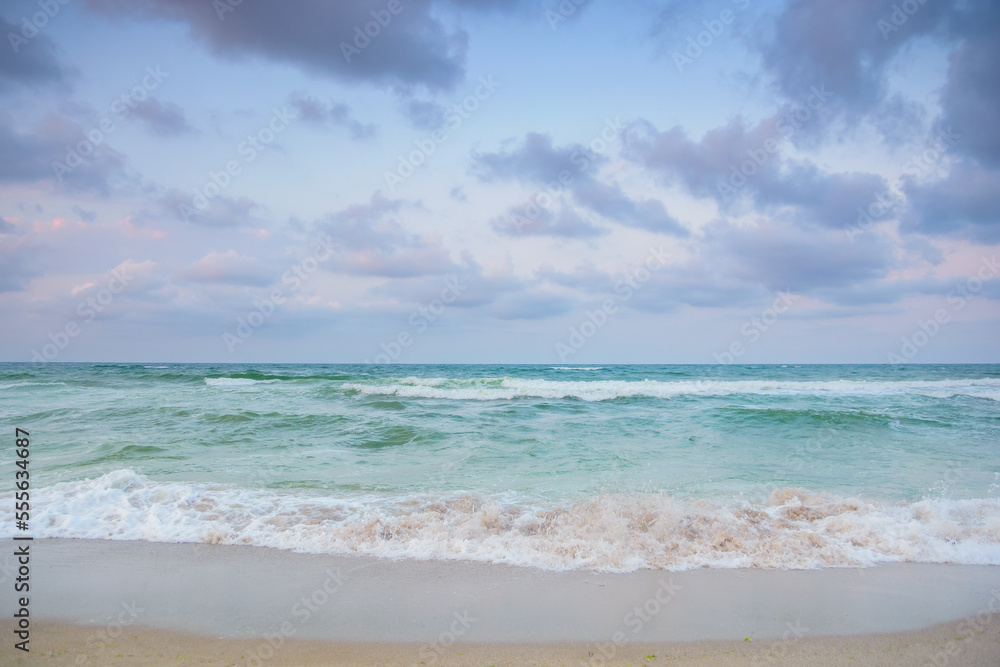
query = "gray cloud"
(473, 132, 687, 236)
(532, 218, 896, 312)
(487, 291, 576, 320)
(131, 97, 195, 136)
(400, 98, 446, 130)
(938, 14, 1000, 165)
(72, 205, 97, 223)
(491, 204, 605, 238)
(704, 219, 894, 294)
(755, 0, 948, 115)
(472, 132, 602, 184)
(320, 193, 459, 277)
(83, 0, 473, 91)
(288, 92, 377, 140)
(623, 117, 782, 198)
(572, 180, 687, 236)
(0, 222, 45, 292)
(902, 161, 1000, 242)
(155, 189, 264, 227)
(0, 113, 134, 195)
(0, 16, 71, 91)
(624, 118, 888, 230)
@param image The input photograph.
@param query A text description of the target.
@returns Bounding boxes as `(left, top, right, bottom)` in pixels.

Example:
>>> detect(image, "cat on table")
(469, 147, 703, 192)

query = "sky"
(0, 0, 998, 364)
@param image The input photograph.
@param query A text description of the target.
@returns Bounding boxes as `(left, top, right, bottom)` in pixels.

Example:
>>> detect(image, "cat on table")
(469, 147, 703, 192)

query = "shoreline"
(1, 538, 998, 664)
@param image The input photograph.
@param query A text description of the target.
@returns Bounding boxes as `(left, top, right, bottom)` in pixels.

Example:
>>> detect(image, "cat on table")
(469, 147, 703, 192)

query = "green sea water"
(2, 363, 999, 571)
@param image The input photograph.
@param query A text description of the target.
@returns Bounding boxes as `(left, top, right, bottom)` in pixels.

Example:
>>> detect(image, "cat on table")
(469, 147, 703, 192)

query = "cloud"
(622, 117, 782, 198)
(571, 180, 687, 236)
(536, 260, 616, 294)
(751, 0, 997, 156)
(532, 218, 897, 312)
(491, 204, 605, 238)
(624, 117, 888, 229)
(938, 11, 1000, 165)
(871, 93, 928, 148)
(473, 132, 687, 236)
(487, 290, 576, 320)
(178, 250, 274, 286)
(754, 0, 948, 115)
(72, 205, 97, 223)
(320, 193, 460, 277)
(400, 98, 445, 130)
(288, 92, 376, 140)
(703, 219, 894, 294)
(154, 189, 265, 227)
(82, 0, 473, 91)
(902, 161, 1000, 242)
(472, 132, 601, 183)
(0, 221, 46, 292)
(131, 97, 195, 136)
(0, 16, 72, 91)
(0, 113, 134, 194)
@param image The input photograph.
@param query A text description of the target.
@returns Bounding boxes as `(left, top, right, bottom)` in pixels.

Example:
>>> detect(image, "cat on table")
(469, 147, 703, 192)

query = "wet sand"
(0, 538, 997, 665)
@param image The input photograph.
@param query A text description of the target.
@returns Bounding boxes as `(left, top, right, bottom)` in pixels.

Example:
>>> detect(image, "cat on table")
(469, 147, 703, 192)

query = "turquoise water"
(2, 363, 999, 570)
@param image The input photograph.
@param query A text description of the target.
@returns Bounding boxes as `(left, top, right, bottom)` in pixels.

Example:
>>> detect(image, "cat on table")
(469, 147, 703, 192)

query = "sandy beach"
(0, 539, 997, 665)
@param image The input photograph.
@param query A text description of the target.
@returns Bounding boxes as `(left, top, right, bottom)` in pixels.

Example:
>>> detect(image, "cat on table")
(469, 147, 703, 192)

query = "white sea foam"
(7, 470, 1000, 572)
(204, 377, 278, 387)
(0, 382, 67, 390)
(550, 367, 605, 371)
(342, 377, 1000, 402)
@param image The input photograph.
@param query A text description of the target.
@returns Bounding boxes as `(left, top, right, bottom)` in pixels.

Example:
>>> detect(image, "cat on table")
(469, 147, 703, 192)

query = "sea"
(2, 363, 999, 572)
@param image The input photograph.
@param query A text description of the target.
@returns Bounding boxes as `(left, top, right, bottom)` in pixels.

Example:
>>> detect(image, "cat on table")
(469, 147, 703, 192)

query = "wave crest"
(342, 377, 1000, 402)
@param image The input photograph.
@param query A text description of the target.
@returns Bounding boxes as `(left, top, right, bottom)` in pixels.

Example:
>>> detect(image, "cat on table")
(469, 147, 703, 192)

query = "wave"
(341, 377, 1000, 402)
(204, 371, 353, 382)
(0, 381, 67, 390)
(204, 377, 279, 387)
(550, 367, 605, 371)
(7, 470, 999, 572)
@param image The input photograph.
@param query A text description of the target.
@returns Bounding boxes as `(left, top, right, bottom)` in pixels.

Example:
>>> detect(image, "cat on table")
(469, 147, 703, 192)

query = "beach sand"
(0, 539, 997, 665)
